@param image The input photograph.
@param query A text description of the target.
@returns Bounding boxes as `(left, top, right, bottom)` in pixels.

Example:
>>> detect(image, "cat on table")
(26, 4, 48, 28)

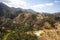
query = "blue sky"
(0, 0, 60, 13)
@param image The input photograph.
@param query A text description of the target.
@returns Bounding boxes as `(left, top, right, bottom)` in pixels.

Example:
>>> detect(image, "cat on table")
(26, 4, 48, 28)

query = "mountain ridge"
(0, 2, 60, 40)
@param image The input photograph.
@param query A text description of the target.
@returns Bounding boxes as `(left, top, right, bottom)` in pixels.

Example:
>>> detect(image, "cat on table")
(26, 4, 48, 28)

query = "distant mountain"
(0, 2, 23, 19)
(25, 9, 36, 13)
(0, 2, 37, 19)
(0, 2, 10, 16)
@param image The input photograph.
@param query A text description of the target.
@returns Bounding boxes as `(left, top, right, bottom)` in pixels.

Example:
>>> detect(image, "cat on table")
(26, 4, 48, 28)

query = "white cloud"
(30, 3, 54, 12)
(1, 0, 54, 10)
(45, 3, 54, 6)
(54, 0, 60, 3)
(10, 0, 28, 8)
(1, 0, 30, 9)
(0, 0, 55, 12)
(30, 4, 45, 12)
(30, 4, 45, 10)
(31, 3, 54, 8)
(0, 0, 10, 3)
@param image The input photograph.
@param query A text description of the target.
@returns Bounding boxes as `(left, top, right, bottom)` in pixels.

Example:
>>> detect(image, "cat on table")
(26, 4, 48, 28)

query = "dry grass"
(37, 30, 60, 40)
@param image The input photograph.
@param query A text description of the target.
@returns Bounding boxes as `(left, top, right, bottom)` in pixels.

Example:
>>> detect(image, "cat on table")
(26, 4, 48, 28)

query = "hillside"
(0, 2, 60, 40)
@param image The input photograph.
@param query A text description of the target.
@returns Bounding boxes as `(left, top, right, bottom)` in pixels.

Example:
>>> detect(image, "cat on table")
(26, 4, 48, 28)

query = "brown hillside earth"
(30, 30, 60, 40)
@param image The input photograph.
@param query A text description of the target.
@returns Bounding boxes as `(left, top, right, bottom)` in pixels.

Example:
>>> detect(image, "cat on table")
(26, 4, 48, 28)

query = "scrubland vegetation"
(0, 3, 60, 40)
